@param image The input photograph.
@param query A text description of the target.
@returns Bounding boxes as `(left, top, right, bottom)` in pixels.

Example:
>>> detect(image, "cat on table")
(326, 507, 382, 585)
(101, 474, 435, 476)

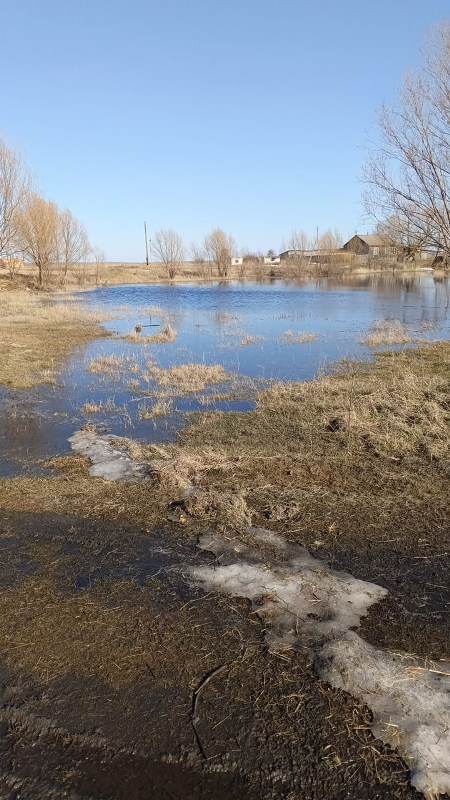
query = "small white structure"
(264, 256, 280, 265)
(231, 256, 244, 266)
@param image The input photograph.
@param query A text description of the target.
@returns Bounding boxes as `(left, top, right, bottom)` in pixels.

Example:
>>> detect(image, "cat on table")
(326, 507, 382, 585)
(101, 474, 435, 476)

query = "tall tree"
(204, 228, 235, 277)
(15, 194, 59, 286)
(0, 139, 29, 262)
(58, 209, 91, 284)
(365, 24, 450, 260)
(153, 229, 184, 280)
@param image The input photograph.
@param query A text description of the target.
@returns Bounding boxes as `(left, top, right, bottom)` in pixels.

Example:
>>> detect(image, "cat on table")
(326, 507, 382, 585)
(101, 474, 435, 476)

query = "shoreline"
(1, 262, 444, 295)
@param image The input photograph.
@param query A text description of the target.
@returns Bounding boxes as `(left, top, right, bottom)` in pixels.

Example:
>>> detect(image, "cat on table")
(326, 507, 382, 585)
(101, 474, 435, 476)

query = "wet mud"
(0, 509, 445, 799)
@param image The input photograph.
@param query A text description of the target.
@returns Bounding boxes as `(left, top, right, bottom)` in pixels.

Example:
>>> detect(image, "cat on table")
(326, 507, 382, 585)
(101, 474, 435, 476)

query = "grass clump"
(87, 354, 129, 375)
(124, 323, 177, 345)
(81, 398, 120, 415)
(148, 363, 229, 394)
(240, 335, 265, 346)
(361, 319, 411, 347)
(280, 330, 318, 344)
(138, 399, 172, 419)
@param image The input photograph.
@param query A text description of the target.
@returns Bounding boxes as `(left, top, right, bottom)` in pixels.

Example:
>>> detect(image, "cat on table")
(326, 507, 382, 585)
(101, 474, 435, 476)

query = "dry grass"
(147, 363, 230, 394)
(87, 355, 129, 375)
(361, 320, 411, 347)
(240, 335, 265, 346)
(0, 288, 109, 388)
(123, 323, 177, 345)
(166, 343, 450, 538)
(280, 330, 319, 344)
(213, 311, 240, 325)
(138, 399, 172, 419)
(81, 398, 120, 415)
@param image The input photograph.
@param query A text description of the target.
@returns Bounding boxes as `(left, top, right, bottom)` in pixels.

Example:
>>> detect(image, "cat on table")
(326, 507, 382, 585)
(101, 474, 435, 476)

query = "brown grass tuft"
(361, 320, 411, 347)
(280, 330, 318, 344)
(148, 363, 229, 394)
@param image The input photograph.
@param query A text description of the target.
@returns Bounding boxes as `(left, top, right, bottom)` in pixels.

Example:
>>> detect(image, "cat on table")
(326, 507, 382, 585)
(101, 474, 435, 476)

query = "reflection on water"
(1, 274, 449, 477)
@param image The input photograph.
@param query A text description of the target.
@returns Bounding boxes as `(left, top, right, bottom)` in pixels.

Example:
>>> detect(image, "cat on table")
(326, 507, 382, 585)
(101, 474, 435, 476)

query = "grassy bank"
(1, 257, 438, 291)
(0, 285, 109, 388)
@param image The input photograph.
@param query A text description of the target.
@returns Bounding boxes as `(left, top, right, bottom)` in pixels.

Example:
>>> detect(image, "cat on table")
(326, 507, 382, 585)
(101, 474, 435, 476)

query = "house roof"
(354, 234, 390, 246)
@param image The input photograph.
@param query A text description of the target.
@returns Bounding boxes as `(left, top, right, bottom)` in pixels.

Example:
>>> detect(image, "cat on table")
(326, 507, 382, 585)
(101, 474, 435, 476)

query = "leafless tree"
(153, 229, 184, 280)
(15, 193, 59, 286)
(57, 209, 91, 284)
(190, 242, 206, 265)
(0, 139, 29, 263)
(288, 229, 310, 254)
(365, 23, 450, 261)
(318, 228, 343, 252)
(93, 248, 106, 286)
(204, 228, 235, 277)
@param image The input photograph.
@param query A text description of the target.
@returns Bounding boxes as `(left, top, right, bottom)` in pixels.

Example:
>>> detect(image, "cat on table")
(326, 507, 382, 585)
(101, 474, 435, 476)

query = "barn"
(342, 234, 399, 257)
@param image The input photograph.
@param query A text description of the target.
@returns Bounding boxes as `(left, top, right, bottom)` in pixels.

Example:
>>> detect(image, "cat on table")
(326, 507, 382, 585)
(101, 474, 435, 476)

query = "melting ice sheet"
(69, 430, 149, 482)
(190, 529, 450, 799)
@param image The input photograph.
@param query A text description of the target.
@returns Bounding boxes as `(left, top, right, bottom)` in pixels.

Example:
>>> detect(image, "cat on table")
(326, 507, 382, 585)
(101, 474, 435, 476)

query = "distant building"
(279, 249, 303, 261)
(231, 256, 244, 266)
(263, 255, 280, 265)
(342, 234, 399, 257)
(278, 249, 336, 262)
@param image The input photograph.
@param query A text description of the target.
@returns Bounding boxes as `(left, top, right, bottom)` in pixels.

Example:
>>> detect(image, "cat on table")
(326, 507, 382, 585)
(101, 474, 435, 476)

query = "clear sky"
(1, 0, 449, 260)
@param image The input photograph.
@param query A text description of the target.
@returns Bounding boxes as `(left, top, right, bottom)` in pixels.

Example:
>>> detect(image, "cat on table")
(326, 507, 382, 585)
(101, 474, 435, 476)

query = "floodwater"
(1, 272, 449, 477)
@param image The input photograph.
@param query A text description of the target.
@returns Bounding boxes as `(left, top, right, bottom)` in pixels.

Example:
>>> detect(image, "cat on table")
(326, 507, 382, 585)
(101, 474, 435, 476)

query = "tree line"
(0, 140, 101, 286)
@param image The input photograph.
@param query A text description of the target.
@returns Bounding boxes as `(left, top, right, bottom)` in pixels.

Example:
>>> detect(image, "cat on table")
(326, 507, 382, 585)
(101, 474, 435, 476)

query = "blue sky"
(1, 0, 448, 260)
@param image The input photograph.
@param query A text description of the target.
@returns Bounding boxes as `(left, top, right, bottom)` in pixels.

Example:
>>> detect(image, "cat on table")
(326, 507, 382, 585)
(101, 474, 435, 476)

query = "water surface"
(1, 273, 448, 477)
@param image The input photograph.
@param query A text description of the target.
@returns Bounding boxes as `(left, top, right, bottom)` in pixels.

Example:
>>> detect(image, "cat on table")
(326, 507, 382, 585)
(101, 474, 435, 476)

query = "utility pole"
(144, 221, 149, 266)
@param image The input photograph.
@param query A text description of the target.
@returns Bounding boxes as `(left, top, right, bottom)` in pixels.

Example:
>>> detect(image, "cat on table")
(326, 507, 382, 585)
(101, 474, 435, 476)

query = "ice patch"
(69, 430, 149, 482)
(190, 529, 450, 799)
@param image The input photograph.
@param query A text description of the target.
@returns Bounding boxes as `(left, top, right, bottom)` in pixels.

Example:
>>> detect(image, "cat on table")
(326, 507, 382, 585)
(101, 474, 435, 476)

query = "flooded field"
(1, 272, 449, 477)
(0, 274, 449, 800)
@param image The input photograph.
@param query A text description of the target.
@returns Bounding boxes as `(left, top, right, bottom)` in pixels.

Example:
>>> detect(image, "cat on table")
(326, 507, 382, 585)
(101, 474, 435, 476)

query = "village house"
(341, 234, 399, 257)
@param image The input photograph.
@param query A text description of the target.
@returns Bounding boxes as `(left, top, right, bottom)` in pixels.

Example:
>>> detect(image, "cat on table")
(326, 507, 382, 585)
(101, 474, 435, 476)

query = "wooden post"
(144, 221, 149, 266)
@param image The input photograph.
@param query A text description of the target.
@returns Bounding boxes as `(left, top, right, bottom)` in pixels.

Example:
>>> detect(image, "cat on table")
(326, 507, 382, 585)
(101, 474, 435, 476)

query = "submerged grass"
(138, 398, 173, 419)
(280, 330, 319, 344)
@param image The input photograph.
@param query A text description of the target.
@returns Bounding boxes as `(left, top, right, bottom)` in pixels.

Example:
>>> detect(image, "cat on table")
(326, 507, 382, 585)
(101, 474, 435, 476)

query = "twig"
(190, 663, 228, 759)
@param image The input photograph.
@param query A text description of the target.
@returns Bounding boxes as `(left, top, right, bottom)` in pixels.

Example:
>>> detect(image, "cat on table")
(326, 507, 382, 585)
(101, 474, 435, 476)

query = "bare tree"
(365, 23, 450, 261)
(15, 194, 59, 286)
(57, 209, 91, 285)
(288, 229, 310, 255)
(204, 228, 235, 277)
(0, 139, 29, 263)
(93, 248, 106, 286)
(318, 228, 343, 252)
(153, 229, 184, 280)
(284, 229, 311, 265)
(190, 241, 206, 265)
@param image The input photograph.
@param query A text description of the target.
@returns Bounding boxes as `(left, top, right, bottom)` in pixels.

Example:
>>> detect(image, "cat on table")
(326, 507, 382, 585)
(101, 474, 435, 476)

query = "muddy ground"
(0, 344, 448, 799)
(0, 506, 446, 800)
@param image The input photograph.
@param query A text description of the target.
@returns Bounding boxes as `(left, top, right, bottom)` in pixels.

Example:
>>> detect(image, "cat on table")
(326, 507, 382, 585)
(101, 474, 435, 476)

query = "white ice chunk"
(320, 633, 450, 800)
(69, 430, 149, 482)
(190, 529, 450, 799)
